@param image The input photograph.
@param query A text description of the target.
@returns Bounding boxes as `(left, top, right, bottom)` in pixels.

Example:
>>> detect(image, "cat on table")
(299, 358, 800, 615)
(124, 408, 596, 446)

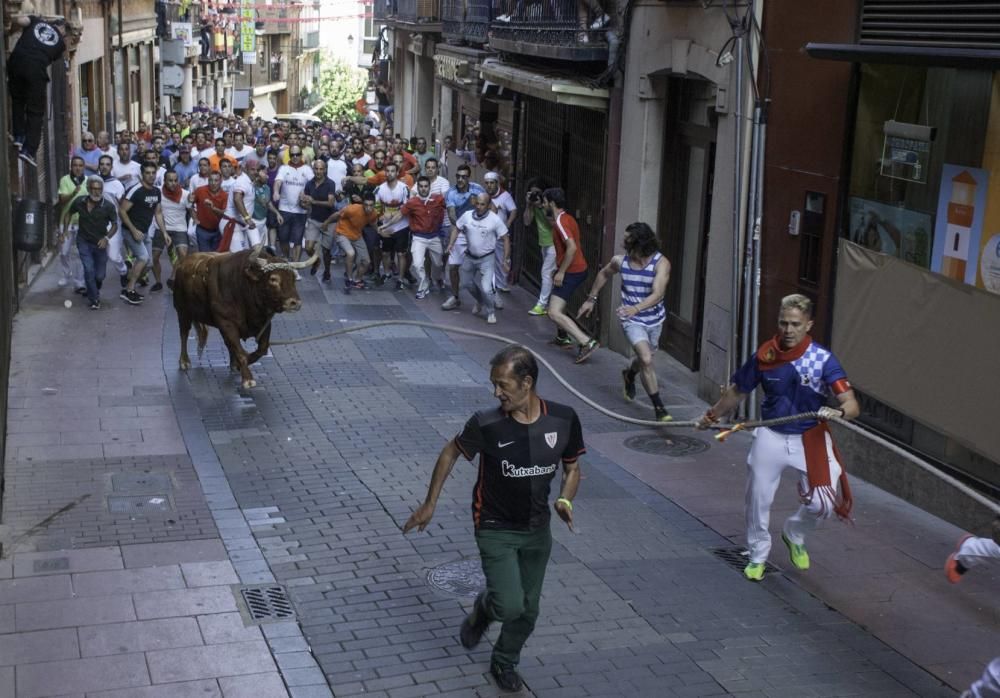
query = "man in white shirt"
(97, 154, 130, 289)
(152, 170, 192, 290)
(226, 131, 255, 172)
(219, 159, 258, 251)
(484, 171, 518, 304)
(374, 162, 411, 286)
(272, 147, 314, 260)
(113, 142, 141, 190)
(446, 193, 509, 324)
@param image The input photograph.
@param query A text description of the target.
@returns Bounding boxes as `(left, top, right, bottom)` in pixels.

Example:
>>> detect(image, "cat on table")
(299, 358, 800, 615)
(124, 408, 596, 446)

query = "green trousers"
(475, 525, 553, 668)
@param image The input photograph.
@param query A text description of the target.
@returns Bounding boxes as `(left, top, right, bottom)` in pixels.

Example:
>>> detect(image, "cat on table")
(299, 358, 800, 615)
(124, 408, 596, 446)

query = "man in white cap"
(484, 172, 518, 306)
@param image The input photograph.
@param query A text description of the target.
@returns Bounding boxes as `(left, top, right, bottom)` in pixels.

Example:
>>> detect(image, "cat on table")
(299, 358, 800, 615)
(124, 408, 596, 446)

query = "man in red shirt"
(543, 187, 599, 364)
(189, 172, 228, 251)
(398, 176, 446, 299)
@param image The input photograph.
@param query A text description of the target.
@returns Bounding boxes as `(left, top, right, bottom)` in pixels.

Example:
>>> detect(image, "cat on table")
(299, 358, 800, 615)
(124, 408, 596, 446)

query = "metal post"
(748, 102, 768, 418)
(729, 31, 745, 411)
(741, 104, 761, 387)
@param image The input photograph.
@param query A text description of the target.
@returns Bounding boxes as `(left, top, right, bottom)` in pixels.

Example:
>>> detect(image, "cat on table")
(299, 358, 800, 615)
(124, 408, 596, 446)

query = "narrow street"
(1, 262, 995, 697)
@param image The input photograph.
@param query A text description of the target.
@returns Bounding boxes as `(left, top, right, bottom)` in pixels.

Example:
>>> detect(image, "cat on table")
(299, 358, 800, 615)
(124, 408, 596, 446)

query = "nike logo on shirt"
(498, 441, 515, 448)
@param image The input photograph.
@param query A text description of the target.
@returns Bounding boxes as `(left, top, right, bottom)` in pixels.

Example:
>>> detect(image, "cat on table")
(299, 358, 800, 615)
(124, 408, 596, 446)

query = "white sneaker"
(496, 13, 510, 21)
(57, 278, 68, 287)
(486, 313, 497, 324)
(441, 295, 460, 310)
(472, 302, 482, 315)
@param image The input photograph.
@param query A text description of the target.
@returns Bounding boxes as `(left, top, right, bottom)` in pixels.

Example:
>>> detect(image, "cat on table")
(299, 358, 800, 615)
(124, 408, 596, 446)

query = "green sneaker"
(622, 369, 636, 402)
(528, 303, 547, 316)
(744, 562, 765, 581)
(782, 532, 810, 570)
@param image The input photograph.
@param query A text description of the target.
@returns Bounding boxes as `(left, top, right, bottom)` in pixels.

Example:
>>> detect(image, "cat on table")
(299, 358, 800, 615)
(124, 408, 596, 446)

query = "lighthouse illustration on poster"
(932, 164, 989, 286)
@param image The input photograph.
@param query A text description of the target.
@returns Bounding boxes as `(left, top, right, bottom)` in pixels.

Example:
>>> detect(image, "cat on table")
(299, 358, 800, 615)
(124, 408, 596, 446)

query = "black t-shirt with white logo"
(12, 17, 66, 72)
(455, 399, 585, 531)
(123, 183, 161, 234)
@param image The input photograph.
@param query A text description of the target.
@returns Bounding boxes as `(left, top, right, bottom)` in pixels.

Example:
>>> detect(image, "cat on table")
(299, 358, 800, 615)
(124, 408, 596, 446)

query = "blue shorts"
(551, 269, 587, 301)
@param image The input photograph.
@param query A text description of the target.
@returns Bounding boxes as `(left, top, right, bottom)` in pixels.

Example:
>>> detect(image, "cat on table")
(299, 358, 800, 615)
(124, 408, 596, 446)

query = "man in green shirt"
(525, 178, 555, 316)
(61, 177, 118, 309)
(56, 156, 88, 291)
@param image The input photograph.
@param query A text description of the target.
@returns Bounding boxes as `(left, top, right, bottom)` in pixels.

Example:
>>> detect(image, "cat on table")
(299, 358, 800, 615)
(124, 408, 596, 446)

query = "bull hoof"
(179, 359, 191, 370)
(241, 379, 257, 389)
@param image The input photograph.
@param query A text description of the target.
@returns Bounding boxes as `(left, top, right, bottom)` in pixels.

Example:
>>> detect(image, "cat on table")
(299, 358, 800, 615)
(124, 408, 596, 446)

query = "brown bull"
(170, 244, 318, 389)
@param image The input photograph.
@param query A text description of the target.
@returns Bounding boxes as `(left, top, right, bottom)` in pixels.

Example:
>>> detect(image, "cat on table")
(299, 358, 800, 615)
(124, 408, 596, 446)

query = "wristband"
(556, 497, 573, 511)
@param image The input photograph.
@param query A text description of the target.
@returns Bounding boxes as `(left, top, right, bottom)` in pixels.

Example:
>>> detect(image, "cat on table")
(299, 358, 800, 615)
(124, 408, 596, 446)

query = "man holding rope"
(698, 294, 859, 581)
(403, 345, 582, 692)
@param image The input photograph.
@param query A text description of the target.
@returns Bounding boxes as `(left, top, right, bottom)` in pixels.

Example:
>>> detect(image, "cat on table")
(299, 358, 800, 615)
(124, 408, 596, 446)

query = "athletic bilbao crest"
(545, 432, 557, 449)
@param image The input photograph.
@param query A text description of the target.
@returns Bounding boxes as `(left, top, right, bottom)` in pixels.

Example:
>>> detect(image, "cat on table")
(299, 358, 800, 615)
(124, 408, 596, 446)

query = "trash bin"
(13, 198, 44, 252)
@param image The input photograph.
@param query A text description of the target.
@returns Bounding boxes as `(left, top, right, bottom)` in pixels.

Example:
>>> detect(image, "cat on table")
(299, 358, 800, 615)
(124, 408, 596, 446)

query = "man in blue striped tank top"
(578, 222, 673, 422)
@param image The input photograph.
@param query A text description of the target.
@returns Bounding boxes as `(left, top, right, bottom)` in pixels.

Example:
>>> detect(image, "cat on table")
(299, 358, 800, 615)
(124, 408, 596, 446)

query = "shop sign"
(435, 54, 471, 84)
(880, 120, 934, 183)
(241, 0, 256, 64)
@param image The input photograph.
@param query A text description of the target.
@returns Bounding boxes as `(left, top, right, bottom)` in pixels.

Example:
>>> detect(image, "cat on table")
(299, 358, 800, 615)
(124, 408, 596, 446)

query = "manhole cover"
(623, 433, 709, 457)
(427, 559, 486, 597)
(111, 473, 172, 493)
(107, 495, 172, 514)
(240, 585, 295, 623)
(710, 547, 779, 575)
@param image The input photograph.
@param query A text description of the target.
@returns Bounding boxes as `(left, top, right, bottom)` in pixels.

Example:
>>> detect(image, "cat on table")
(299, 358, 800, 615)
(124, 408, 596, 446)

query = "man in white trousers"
(96, 155, 129, 288)
(698, 294, 860, 581)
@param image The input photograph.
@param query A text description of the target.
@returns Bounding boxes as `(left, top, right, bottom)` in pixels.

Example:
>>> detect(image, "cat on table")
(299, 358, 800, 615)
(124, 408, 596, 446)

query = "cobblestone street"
(2, 263, 995, 697)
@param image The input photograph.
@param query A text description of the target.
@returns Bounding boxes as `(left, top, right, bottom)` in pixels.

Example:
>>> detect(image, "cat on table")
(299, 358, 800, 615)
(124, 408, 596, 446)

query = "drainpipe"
(728, 29, 745, 404)
(104, 0, 115, 130)
(740, 102, 761, 403)
(118, 0, 128, 129)
(748, 101, 768, 418)
(600, 73, 624, 347)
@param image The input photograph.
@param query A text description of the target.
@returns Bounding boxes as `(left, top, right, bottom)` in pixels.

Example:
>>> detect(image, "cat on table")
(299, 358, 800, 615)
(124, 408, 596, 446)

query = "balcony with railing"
(256, 4, 293, 35)
(158, 0, 204, 58)
(393, 0, 441, 27)
(441, 0, 490, 45)
(489, 0, 609, 61)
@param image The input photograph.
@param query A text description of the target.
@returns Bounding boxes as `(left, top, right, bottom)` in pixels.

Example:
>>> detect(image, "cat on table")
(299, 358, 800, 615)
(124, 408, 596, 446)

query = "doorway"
(658, 77, 716, 370)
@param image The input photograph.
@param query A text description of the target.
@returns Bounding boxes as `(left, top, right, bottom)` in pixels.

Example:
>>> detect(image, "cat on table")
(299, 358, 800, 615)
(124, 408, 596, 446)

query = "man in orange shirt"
(207, 137, 237, 173)
(324, 192, 377, 293)
(543, 187, 599, 364)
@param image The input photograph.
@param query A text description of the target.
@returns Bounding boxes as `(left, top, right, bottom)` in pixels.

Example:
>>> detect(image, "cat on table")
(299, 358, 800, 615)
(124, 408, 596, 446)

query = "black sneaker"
(322, 270, 331, 282)
(459, 592, 491, 649)
(622, 368, 636, 402)
(574, 339, 599, 364)
(490, 662, 523, 692)
(150, 282, 163, 292)
(89, 300, 101, 310)
(138, 273, 149, 288)
(120, 289, 143, 305)
(74, 286, 87, 295)
(654, 405, 672, 423)
(17, 151, 37, 167)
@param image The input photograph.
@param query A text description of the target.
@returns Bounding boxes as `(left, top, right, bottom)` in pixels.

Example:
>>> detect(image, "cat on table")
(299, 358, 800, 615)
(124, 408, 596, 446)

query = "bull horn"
(288, 246, 321, 270)
(248, 243, 265, 264)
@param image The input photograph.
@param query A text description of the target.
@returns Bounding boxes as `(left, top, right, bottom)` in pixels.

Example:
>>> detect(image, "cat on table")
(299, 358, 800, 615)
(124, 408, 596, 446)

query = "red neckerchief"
(756, 334, 811, 371)
(161, 185, 183, 203)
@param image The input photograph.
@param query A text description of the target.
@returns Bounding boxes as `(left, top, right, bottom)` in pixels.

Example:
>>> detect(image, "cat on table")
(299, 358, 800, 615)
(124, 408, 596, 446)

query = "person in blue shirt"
(441, 163, 485, 311)
(699, 294, 860, 581)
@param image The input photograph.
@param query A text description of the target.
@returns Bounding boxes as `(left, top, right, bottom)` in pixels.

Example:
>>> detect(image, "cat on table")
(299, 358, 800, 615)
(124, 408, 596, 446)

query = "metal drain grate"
(427, 558, 486, 597)
(240, 585, 295, 623)
(107, 495, 173, 514)
(710, 547, 780, 575)
(624, 433, 709, 457)
(111, 473, 172, 493)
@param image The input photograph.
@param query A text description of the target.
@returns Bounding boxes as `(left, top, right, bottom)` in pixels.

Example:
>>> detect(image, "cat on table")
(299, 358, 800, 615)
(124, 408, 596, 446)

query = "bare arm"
(697, 384, 748, 428)
(402, 439, 462, 533)
(577, 256, 621, 318)
(553, 457, 581, 531)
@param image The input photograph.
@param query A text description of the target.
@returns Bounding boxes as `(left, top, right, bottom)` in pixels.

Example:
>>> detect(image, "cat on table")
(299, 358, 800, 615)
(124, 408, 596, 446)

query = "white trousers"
(229, 221, 263, 252)
(957, 536, 1000, 569)
(964, 658, 1000, 698)
(106, 227, 129, 275)
(58, 225, 84, 286)
(537, 244, 556, 307)
(494, 242, 509, 291)
(410, 235, 443, 293)
(746, 427, 843, 563)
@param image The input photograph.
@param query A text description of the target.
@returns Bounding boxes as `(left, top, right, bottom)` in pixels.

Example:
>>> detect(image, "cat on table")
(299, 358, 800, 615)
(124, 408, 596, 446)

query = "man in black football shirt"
(404, 345, 583, 692)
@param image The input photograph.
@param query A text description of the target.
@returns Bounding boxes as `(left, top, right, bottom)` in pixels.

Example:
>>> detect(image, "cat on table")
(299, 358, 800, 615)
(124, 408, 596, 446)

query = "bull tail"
(195, 323, 209, 359)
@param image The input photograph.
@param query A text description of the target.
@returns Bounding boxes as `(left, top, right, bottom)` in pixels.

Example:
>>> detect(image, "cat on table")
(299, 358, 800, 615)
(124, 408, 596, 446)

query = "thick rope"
(269, 319, 1000, 516)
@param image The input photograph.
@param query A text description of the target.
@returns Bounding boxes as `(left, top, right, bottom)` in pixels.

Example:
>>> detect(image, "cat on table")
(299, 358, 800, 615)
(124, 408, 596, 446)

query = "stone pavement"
(2, 258, 996, 697)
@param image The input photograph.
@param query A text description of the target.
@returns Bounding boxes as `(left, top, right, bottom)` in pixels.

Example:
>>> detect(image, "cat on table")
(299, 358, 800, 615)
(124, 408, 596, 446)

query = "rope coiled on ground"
(270, 319, 1000, 515)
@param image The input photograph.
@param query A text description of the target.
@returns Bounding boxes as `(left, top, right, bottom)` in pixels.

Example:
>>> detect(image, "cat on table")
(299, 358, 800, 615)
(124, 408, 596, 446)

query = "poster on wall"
(931, 164, 989, 286)
(848, 197, 932, 268)
(172, 22, 193, 47)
